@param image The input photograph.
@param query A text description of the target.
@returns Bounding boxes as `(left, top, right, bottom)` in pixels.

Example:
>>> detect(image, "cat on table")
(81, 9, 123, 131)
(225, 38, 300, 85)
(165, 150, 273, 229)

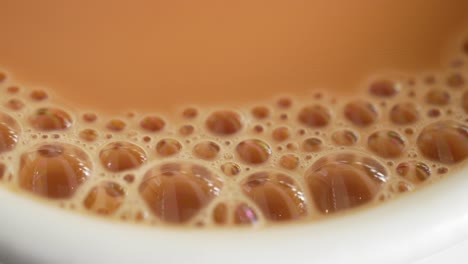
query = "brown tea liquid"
(0, 0, 467, 227)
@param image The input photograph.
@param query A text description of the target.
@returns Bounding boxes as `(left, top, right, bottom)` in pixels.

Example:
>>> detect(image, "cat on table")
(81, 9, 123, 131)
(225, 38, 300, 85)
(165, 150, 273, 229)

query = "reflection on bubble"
(302, 137, 322, 152)
(417, 121, 468, 164)
(19, 143, 92, 198)
(305, 152, 387, 214)
(139, 162, 223, 223)
(84, 181, 125, 215)
(221, 162, 241, 177)
(242, 171, 307, 221)
(234, 203, 258, 225)
(99, 142, 147, 172)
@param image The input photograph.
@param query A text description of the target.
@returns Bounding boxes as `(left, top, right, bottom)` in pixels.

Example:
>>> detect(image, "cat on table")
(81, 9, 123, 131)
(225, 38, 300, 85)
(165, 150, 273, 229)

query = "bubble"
(272, 126, 290, 142)
(391, 181, 413, 193)
(302, 137, 322, 152)
(277, 97, 292, 108)
(30, 89, 48, 101)
(139, 162, 223, 223)
(367, 130, 405, 158)
(251, 106, 270, 119)
(405, 128, 414, 135)
(6, 98, 24, 111)
(390, 103, 419, 125)
(242, 172, 307, 221)
(30, 107, 73, 131)
(427, 109, 441, 118)
(437, 167, 448, 174)
(236, 139, 272, 164)
(140, 116, 165, 132)
(0, 112, 20, 153)
(221, 162, 241, 177)
(279, 154, 299, 170)
(6, 86, 19, 94)
(206, 110, 242, 135)
(0, 163, 5, 180)
(156, 138, 182, 156)
(82, 113, 97, 123)
(344, 100, 378, 127)
(118, 174, 134, 185)
(106, 119, 126, 132)
(253, 125, 264, 133)
(99, 142, 147, 172)
(18, 143, 92, 199)
(417, 121, 468, 164)
(298, 105, 331, 128)
(369, 79, 399, 97)
(79, 129, 98, 142)
(426, 89, 450, 106)
(0, 72, 5, 82)
(462, 91, 468, 113)
(193, 141, 220, 160)
(446, 73, 464, 88)
(83, 181, 125, 215)
(396, 161, 431, 184)
(182, 107, 198, 119)
(305, 152, 387, 214)
(179, 125, 194, 136)
(234, 203, 258, 225)
(331, 130, 358, 146)
(213, 203, 228, 225)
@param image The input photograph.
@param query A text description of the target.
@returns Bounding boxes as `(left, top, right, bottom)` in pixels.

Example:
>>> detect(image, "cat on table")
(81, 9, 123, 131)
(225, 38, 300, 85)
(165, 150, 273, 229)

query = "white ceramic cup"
(1, 166, 467, 264)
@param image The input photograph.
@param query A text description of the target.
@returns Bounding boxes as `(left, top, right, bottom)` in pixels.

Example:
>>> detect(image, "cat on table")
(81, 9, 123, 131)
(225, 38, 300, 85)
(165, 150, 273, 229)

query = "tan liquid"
(0, 1, 467, 227)
(0, 0, 467, 113)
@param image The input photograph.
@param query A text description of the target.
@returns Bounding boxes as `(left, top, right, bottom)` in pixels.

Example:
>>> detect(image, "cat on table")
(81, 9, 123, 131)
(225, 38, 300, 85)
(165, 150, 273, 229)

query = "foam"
(0, 39, 467, 228)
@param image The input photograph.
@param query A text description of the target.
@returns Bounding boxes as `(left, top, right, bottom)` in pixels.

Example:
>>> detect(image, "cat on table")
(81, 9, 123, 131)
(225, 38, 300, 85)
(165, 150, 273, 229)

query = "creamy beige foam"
(0, 1, 467, 227)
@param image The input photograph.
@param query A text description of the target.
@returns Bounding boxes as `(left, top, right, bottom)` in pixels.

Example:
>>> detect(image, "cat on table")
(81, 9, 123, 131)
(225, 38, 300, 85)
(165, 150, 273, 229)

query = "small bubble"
(236, 139, 272, 164)
(462, 91, 468, 113)
(182, 107, 198, 119)
(6, 98, 24, 111)
(279, 154, 299, 170)
(140, 116, 165, 132)
(193, 141, 220, 160)
(251, 106, 270, 119)
(83, 113, 97, 123)
(30, 89, 48, 101)
(272, 126, 290, 142)
(424, 75, 436, 85)
(106, 119, 126, 132)
(286, 143, 298, 151)
(302, 137, 322, 152)
(142, 136, 151, 142)
(0, 72, 6, 82)
(369, 79, 399, 97)
(6, 86, 19, 94)
(446, 73, 464, 88)
(437, 167, 448, 174)
(390, 103, 419, 125)
(79, 129, 98, 142)
(253, 125, 264, 133)
(427, 109, 441, 118)
(404, 128, 414, 135)
(156, 138, 182, 156)
(84, 182, 125, 215)
(123, 174, 135, 184)
(277, 97, 292, 108)
(179, 124, 194, 136)
(206, 110, 242, 135)
(298, 105, 331, 128)
(367, 130, 406, 158)
(279, 113, 288, 120)
(392, 181, 413, 193)
(344, 100, 378, 127)
(463, 40, 468, 55)
(213, 203, 228, 225)
(417, 121, 467, 164)
(30, 108, 73, 131)
(234, 203, 258, 225)
(99, 142, 147, 172)
(426, 89, 450, 106)
(396, 161, 431, 184)
(331, 130, 358, 146)
(221, 162, 241, 177)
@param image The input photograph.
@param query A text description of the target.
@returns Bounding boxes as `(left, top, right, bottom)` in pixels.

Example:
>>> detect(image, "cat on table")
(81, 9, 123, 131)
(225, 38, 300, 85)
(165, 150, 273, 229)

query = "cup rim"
(1, 166, 468, 264)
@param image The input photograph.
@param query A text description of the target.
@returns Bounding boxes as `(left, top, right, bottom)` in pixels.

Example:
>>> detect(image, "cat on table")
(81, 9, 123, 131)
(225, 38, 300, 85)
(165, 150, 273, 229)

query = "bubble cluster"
(0, 33, 467, 229)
